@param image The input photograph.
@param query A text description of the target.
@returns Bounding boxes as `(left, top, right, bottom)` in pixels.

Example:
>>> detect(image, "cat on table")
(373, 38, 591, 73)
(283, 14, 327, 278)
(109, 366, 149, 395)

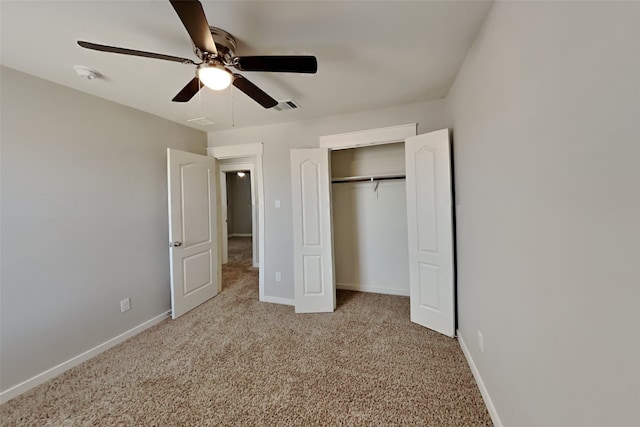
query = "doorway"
(208, 143, 266, 301)
(219, 163, 257, 267)
(225, 171, 252, 240)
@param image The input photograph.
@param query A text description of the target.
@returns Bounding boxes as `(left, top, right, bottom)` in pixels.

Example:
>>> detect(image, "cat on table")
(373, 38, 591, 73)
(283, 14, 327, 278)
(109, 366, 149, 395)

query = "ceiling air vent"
(273, 99, 301, 111)
(187, 117, 216, 126)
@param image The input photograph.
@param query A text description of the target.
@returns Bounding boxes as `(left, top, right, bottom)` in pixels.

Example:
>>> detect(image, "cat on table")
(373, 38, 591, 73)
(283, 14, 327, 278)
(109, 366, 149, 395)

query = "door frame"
(316, 123, 416, 296)
(319, 123, 417, 150)
(220, 162, 257, 267)
(207, 143, 266, 302)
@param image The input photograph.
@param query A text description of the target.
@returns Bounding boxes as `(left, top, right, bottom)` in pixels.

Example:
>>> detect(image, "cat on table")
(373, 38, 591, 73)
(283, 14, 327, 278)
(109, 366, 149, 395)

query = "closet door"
(405, 129, 455, 337)
(291, 148, 336, 313)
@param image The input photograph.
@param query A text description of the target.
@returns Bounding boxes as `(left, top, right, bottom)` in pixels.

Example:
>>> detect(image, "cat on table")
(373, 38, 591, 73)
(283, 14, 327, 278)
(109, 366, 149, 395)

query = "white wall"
(331, 144, 409, 296)
(332, 181, 409, 296)
(208, 100, 450, 299)
(0, 67, 207, 393)
(446, 2, 640, 426)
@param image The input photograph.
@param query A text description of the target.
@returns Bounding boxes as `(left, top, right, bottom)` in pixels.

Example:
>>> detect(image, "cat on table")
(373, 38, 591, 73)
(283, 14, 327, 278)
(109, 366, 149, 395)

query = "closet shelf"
(331, 173, 406, 183)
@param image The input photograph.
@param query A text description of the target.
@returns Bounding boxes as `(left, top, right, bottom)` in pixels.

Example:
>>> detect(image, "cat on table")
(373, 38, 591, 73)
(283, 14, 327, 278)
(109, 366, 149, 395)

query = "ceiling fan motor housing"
(195, 27, 237, 65)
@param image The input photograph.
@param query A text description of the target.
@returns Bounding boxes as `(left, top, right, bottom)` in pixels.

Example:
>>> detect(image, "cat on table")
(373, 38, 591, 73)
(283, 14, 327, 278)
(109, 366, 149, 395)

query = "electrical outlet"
(275, 200, 281, 208)
(478, 330, 484, 353)
(120, 298, 131, 313)
(275, 272, 282, 282)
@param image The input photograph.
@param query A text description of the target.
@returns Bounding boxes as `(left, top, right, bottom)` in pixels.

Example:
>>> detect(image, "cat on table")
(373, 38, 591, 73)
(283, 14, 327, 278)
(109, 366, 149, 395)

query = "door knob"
(169, 241, 182, 247)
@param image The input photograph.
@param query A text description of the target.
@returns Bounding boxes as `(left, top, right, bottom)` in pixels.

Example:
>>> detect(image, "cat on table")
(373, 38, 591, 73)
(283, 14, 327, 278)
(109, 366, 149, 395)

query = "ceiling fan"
(77, 0, 317, 108)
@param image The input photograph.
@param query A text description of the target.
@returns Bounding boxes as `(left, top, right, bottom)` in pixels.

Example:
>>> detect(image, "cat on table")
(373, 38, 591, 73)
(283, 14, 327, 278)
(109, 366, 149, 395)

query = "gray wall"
(0, 67, 207, 391)
(226, 172, 252, 236)
(208, 99, 450, 299)
(446, 2, 640, 426)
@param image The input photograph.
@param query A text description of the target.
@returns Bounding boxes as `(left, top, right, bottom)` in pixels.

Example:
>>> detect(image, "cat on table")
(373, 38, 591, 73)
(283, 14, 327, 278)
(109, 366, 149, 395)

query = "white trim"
(220, 163, 255, 172)
(208, 143, 265, 302)
(0, 311, 170, 404)
(319, 123, 417, 150)
(457, 330, 504, 427)
(207, 142, 263, 158)
(260, 296, 294, 306)
(336, 282, 409, 297)
(229, 233, 252, 237)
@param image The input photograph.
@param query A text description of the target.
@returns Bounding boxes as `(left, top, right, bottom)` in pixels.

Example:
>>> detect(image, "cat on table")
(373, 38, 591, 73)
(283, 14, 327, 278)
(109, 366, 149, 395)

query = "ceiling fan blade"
(234, 56, 318, 73)
(172, 77, 204, 102)
(169, 0, 217, 55)
(78, 41, 196, 65)
(232, 74, 278, 109)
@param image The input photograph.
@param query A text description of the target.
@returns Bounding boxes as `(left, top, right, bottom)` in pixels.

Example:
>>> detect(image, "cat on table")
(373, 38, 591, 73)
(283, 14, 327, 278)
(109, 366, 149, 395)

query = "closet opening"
(330, 142, 410, 299)
(292, 126, 454, 335)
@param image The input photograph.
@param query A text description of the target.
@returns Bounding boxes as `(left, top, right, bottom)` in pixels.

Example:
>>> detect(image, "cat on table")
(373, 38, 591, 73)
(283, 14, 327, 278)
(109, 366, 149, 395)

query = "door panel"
(291, 149, 335, 313)
(168, 149, 218, 319)
(418, 263, 440, 310)
(405, 129, 455, 337)
(182, 164, 212, 245)
(303, 255, 323, 294)
(183, 251, 213, 295)
(415, 148, 438, 252)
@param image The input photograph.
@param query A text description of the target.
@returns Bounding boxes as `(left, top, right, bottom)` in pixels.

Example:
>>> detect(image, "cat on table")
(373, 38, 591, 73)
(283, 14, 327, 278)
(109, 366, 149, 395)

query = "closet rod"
(331, 175, 406, 184)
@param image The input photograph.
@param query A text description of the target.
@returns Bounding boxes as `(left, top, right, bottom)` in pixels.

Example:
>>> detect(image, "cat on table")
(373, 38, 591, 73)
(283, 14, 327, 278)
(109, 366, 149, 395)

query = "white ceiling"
(0, 1, 492, 131)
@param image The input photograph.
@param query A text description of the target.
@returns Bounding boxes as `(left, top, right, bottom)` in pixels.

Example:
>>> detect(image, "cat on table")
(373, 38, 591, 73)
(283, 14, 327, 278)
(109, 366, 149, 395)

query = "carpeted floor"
(0, 237, 492, 426)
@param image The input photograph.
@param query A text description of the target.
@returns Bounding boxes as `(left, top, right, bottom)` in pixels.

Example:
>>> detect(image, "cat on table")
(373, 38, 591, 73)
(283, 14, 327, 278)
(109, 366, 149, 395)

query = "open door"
(405, 129, 455, 337)
(167, 148, 219, 319)
(291, 148, 335, 313)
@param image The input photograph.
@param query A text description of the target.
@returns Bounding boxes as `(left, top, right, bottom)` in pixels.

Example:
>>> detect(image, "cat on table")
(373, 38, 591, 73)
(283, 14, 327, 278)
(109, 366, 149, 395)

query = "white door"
(405, 129, 455, 337)
(291, 148, 336, 313)
(167, 148, 219, 319)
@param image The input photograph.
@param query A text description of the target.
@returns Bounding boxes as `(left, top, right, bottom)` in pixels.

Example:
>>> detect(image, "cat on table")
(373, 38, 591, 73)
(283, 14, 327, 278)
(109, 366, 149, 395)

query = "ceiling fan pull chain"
(232, 87, 235, 128)
(197, 81, 202, 113)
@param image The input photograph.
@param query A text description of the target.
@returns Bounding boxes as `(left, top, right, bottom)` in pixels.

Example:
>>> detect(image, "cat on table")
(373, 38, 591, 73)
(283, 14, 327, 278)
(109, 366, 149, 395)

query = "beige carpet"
(1, 237, 491, 426)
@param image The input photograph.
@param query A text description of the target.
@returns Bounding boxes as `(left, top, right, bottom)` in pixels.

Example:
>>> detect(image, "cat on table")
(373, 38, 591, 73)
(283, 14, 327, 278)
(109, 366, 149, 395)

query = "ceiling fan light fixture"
(77, 0, 317, 106)
(198, 64, 231, 90)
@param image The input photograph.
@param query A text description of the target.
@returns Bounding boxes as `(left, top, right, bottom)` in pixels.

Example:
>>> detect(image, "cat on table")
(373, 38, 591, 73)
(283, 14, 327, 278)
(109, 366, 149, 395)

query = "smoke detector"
(273, 99, 301, 111)
(73, 65, 100, 80)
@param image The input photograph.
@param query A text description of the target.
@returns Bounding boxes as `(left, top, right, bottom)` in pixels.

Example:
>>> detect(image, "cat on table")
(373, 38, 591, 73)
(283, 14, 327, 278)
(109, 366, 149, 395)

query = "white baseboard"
(457, 329, 504, 427)
(260, 295, 294, 306)
(336, 282, 409, 297)
(0, 310, 170, 404)
(229, 233, 252, 237)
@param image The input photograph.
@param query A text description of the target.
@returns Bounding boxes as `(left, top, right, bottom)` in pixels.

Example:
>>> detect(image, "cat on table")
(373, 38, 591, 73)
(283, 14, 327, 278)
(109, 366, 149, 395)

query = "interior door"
(405, 129, 455, 337)
(167, 148, 219, 319)
(291, 148, 335, 313)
